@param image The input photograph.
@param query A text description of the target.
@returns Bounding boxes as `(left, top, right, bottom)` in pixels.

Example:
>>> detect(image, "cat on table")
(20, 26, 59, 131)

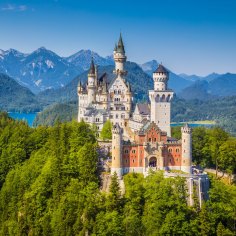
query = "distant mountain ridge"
(1, 47, 235, 101)
(66, 49, 114, 70)
(179, 73, 236, 100)
(0, 48, 114, 94)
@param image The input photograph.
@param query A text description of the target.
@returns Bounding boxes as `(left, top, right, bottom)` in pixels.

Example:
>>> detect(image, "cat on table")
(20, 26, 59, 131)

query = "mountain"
(140, 60, 192, 93)
(179, 73, 202, 82)
(0, 73, 44, 112)
(0, 48, 83, 93)
(179, 80, 214, 100)
(38, 61, 153, 103)
(66, 50, 114, 70)
(179, 73, 236, 100)
(179, 72, 220, 82)
(33, 102, 77, 126)
(140, 60, 158, 75)
(0, 48, 115, 94)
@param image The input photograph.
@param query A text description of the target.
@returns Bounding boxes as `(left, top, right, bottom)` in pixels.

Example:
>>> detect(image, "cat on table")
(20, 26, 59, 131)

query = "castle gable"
(108, 76, 128, 95)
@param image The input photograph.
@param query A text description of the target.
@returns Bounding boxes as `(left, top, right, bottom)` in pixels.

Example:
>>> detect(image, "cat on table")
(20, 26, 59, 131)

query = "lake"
(8, 112, 37, 127)
(8, 112, 214, 129)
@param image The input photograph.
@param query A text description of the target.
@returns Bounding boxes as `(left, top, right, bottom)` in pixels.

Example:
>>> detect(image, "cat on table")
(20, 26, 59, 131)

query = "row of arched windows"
(168, 148, 180, 153)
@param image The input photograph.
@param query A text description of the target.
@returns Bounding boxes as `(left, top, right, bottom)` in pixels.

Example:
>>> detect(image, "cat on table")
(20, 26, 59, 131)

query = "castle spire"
(114, 43, 117, 52)
(88, 57, 95, 75)
(117, 33, 125, 53)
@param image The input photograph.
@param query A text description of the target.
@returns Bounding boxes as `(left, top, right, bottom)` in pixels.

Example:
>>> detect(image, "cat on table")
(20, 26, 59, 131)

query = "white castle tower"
(87, 58, 97, 104)
(111, 123, 123, 179)
(113, 33, 127, 74)
(149, 64, 174, 136)
(181, 124, 192, 174)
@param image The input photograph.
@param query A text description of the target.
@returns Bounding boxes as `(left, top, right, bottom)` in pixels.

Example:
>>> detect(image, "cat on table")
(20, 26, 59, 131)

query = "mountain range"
(1, 47, 236, 103)
(0, 48, 192, 95)
(179, 73, 236, 100)
(0, 48, 114, 93)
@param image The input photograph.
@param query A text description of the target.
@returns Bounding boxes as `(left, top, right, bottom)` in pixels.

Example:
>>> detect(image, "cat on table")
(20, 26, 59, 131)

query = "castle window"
(132, 150, 136, 154)
(116, 114, 119, 118)
(184, 150, 186, 153)
(114, 157, 115, 160)
(168, 148, 172, 153)
(169, 158, 172, 162)
(149, 138, 151, 142)
(176, 148, 180, 153)
(154, 138, 156, 142)
(114, 146, 115, 149)
(124, 149, 129, 154)
(126, 160, 128, 163)
(133, 159, 135, 163)
(184, 139, 185, 143)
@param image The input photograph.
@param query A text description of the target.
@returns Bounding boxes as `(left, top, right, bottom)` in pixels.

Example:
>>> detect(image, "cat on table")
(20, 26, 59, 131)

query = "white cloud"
(1, 4, 28, 12)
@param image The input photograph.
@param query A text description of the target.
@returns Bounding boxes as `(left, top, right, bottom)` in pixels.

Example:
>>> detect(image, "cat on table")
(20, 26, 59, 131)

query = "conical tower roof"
(88, 57, 95, 75)
(117, 33, 125, 53)
(154, 64, 168, 73)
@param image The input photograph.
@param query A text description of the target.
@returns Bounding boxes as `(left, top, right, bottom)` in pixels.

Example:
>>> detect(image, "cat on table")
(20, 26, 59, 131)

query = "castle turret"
(153, 64, 168, 91)
(111, 123, 123, 179)
(101, 81, 109, 110)
(126, 82, 132, 112)
(149, 64, 174, 136)
(181, 124, 192, 174)
(87, 58, 96, 104)
(77, 80, 83, 94)
(113, 33, 127, 75)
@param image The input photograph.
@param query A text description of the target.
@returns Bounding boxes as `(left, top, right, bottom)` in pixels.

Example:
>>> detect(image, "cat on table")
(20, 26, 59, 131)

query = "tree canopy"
(0, 112, 235, 235)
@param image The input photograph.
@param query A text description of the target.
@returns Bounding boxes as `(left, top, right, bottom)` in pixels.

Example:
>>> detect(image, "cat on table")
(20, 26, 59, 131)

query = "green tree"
(218, 138, 236, 181)
(203, 127, 229, 176)
(100, 120, 112, 140)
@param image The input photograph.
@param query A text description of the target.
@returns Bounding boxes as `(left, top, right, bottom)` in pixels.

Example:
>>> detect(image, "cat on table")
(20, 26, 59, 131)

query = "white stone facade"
(77, 34, 132, 131)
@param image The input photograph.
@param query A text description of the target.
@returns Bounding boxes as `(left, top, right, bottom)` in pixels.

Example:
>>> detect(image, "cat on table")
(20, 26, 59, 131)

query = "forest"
(0, 112, 235, 235)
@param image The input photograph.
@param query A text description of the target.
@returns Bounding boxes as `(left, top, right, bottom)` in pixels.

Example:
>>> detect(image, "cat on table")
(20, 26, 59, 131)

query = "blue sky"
(0, 0, 235, 75)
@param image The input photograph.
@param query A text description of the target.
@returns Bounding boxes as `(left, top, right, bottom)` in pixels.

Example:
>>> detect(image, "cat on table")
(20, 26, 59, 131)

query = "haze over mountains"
(0, 47, 236, 102)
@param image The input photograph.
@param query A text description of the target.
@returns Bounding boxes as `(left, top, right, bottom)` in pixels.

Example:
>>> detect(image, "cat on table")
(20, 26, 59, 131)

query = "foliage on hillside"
(0, 112, 235, 235)
(0, 73, 44, 112)
(171, 126, 236, 179)
(33, 102, 77, 126)
(172, 96, 236, 136)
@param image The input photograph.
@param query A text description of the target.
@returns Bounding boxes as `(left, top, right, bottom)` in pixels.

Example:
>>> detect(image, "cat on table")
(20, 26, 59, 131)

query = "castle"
(78, 34, 209, 206)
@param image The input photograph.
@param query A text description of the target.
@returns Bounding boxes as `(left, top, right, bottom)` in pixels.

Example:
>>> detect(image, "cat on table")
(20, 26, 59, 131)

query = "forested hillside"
(0, 112, 235, 235)
(0, 73, 44, 112)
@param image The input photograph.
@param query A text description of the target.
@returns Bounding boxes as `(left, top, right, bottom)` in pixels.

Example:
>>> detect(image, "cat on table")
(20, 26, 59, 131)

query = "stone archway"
(149, 156, 157, 167)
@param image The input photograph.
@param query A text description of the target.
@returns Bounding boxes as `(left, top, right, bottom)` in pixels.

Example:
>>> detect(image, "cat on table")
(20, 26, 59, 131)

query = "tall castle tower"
(149, 64, 174, 136)
(113, 33, 127, 75)
(181, 124, 192, 174)
(111, 123, 123, 179)
(87, 58, 97, 104)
